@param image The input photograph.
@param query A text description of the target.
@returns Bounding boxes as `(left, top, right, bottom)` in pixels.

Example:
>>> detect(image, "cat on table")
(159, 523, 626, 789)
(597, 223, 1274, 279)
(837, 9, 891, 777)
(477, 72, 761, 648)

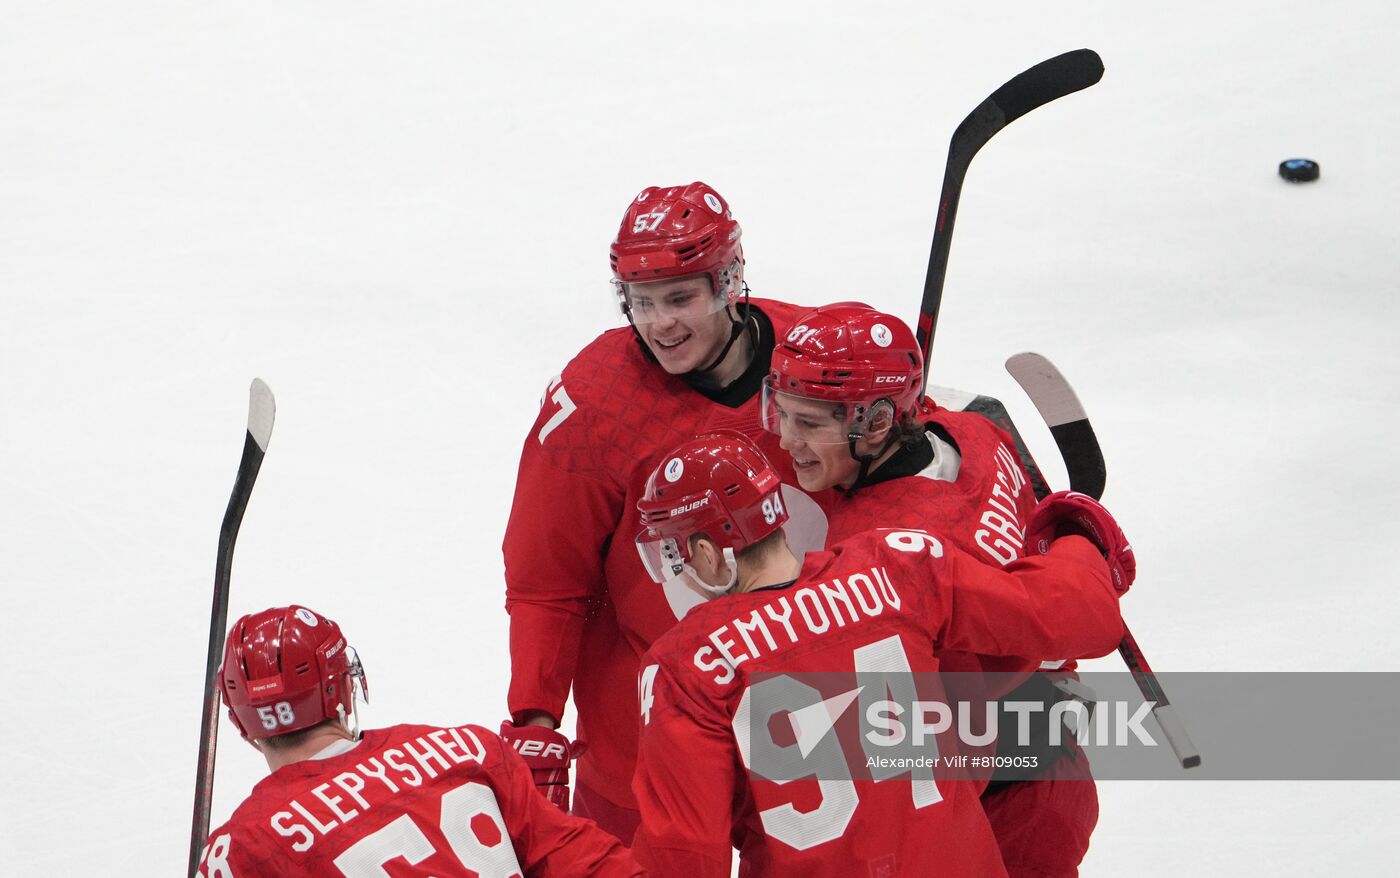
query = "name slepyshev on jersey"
(270, 726, 489, 852)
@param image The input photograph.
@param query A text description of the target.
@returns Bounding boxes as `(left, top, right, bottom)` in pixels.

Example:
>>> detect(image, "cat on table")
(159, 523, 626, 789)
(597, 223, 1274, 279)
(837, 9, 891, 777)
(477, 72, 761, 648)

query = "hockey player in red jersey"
(764, 303, 1036, 567)
(196, 605, 642, 878)
(629, 433, 1135, 877)
(763, 303, 1104, 877)
(499, 182, 826, 841)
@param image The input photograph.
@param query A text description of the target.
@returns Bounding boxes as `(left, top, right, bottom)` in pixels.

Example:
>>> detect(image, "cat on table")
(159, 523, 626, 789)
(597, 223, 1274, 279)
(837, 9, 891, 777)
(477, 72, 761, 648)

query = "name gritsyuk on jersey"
(694, 565, 902, 685)
(973, 442, 1029, 565)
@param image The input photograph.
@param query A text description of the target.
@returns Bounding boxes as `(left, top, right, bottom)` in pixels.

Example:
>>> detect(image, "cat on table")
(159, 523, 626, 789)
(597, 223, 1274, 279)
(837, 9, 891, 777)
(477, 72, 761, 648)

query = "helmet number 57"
(632, 211, 667, 233)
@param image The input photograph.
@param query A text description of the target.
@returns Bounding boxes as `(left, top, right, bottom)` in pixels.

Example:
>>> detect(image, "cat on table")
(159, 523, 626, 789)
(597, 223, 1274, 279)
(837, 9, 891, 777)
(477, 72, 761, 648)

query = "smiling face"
(623, 275, 732, 375)
(769, 392, 863, 492)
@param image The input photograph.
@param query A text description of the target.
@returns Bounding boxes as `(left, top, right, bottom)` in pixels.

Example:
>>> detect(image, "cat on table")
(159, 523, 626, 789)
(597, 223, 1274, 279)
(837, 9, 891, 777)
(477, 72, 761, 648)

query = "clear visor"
(346, 646, 369, 705)
(615, 276, 726, 325)
(636, 531, 687, 584)
(343, 646, 368, 739)
(760, 377, 857, 446)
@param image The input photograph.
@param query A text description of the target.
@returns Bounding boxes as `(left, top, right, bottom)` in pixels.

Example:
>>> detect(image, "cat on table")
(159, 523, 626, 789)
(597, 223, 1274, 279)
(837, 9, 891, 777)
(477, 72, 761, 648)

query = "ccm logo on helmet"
(874, 375, 908, 384)
(512, 739, 568, 760)
(671, 497, 710, 516)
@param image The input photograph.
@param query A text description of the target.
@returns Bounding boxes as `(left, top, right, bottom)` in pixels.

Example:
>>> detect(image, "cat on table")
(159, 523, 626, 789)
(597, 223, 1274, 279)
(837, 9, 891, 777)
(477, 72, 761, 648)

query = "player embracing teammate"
(499, 182, 1132, 872)
(762, 303, 1108, 876)
(628, 432, 1136, 876)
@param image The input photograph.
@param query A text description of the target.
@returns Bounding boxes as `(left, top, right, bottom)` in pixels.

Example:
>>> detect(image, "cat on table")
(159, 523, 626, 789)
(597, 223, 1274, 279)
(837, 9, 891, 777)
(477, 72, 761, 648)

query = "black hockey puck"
(1278, 158, 1320, 183)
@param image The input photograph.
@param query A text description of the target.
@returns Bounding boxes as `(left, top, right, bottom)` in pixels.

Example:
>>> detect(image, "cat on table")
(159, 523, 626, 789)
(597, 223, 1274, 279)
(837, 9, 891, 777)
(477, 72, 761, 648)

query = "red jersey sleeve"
(631, 659, 738, 878)
(896, 533, 1123, 662)
(503, 371, 626, 722)
(482, 729, 645, 877)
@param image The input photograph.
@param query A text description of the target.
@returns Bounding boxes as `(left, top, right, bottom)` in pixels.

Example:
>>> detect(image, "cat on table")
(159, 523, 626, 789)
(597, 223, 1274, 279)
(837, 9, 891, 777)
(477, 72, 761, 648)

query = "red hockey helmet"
(219, 605, 366, 741)
(636, 431, 788, 594)
(762, 304, 925, 444)
(610, 182, 745, 324)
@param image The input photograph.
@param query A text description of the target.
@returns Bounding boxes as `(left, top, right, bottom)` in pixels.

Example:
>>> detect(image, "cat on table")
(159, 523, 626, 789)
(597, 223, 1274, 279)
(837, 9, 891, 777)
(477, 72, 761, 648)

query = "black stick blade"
(919, 49, 1104, 382)
(1005, 352, 1106, 500)
(992, 49, 1104, 126)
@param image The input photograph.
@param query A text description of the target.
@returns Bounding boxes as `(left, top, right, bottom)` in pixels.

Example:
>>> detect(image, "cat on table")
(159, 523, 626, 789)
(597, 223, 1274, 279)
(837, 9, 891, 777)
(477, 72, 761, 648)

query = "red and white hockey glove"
(1026, 490, 1136, 594)
(499, 720, 583, 810)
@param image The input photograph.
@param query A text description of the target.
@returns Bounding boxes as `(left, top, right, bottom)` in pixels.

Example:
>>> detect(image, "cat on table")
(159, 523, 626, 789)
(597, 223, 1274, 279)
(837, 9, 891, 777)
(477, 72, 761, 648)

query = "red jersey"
(502, 299, 827, 810)
(196, 724, 641, 877)
(799, 409, 1102, 875)
(825, 407, 1049, 677)
(826, 407, 1036, 565)
(631, 530, 1122, 878)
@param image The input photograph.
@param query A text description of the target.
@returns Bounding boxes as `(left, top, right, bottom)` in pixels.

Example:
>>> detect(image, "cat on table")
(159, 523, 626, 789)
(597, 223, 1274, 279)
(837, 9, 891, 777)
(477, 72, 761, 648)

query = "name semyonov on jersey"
(694, 565, 902, 685)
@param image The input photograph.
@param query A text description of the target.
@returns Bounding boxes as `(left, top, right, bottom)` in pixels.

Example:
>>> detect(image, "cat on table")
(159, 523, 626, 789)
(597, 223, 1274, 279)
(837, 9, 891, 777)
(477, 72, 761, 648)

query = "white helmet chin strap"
(336, 700, 362, 742)
(337, 667, 367, 742)
(680, 547, 740, 598)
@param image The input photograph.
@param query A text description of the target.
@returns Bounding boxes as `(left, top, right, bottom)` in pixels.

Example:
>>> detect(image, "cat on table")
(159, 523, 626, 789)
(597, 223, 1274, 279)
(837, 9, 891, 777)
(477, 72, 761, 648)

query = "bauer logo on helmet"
(670, 497, 710, 517)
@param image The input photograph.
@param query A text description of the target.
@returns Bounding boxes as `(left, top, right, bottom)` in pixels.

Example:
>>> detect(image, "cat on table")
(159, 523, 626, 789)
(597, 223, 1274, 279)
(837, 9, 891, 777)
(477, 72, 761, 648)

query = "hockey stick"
(917, 48, 1104, 385)
(1005, 353, 1201, 769)
(188, 379, 276, 877)
(927, 383, 1051, 500)
(1004, 352, 1105, 499)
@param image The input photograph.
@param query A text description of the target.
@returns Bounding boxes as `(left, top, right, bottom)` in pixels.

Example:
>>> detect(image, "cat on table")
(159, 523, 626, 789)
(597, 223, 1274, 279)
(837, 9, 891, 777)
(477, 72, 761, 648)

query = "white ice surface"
(2, 2, 1397, 875)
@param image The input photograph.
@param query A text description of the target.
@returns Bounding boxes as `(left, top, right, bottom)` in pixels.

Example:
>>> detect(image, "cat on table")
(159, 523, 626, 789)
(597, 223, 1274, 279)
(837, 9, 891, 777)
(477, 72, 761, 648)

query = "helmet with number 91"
(219, 605, 367, 741)
(636, 431, 788, 596)
(610, 182, 744, 325)
(762, 303, 925, 445)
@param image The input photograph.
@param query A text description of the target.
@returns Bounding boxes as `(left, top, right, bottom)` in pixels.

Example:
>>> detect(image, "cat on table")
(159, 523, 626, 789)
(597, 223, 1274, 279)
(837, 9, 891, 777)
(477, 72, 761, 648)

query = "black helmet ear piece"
(845, 399, 900, 494)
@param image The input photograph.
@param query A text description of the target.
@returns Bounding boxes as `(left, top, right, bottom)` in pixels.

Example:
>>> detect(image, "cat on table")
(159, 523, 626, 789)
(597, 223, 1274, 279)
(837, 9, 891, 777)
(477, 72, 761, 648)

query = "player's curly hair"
(890, 412, 928, 448)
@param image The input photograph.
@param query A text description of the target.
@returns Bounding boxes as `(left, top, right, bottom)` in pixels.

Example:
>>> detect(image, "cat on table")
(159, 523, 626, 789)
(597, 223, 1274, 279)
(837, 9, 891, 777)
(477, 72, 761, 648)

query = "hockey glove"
(499, 720, 583, 810)
(1026, 490, 1136, 594)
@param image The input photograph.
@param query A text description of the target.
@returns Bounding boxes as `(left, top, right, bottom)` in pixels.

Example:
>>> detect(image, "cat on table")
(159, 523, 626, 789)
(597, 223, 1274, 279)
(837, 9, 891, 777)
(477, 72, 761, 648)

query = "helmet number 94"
(761, 492, 785, 525)
(257, 701, 297, 731)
